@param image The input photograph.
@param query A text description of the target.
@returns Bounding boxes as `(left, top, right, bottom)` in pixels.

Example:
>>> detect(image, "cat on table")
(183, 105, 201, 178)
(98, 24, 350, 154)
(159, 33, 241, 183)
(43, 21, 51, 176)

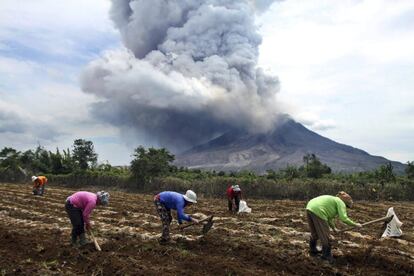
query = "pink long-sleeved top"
(68, 191, 97, 225)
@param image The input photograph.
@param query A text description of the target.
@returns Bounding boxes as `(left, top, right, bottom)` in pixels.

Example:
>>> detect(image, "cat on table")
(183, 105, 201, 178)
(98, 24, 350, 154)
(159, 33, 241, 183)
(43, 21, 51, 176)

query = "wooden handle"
(89, 231, 102, 251)
(339, 215, 394, 233)
(180, 216, 212, 230)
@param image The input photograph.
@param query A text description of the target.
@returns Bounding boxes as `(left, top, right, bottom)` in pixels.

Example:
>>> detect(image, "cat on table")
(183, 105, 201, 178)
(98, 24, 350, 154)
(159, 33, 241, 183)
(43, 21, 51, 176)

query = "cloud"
(258, 0, 414, 162)
(294, 111, 336, 131)
(81, 0, 281, 152)
(253, 0, 281, 13)
(0, 0, 119, 65)
(0, 100, 63, 141)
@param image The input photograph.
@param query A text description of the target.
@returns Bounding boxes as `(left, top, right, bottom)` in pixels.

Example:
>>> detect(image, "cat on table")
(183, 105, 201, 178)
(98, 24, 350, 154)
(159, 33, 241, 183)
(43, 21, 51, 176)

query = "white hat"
(31, 176, 38, 182)
(97, 191, 110, 205)
(232, 185, 241, 192)
(183, 190, 197, 203)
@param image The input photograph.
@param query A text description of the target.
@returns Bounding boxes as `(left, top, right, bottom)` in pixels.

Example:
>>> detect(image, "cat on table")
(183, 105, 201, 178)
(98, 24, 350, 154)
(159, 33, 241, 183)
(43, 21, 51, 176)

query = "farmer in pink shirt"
(65, 191, 110, 246)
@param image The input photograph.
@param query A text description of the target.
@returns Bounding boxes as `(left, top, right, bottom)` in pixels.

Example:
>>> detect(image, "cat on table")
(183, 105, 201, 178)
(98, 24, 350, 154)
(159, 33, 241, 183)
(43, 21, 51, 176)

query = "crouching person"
(227, 184, 242, 212)
(65, 191, 109, 246)
(32, 175, 47, 195)
(306, 191, 362, 263)
(154, 190, 199, 244)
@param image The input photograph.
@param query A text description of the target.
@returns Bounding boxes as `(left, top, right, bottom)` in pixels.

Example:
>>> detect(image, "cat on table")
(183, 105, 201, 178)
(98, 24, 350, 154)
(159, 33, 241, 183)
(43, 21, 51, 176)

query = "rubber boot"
(321, 245, 335, 264)
(71, 235, 78, 246)
(79, 233, 89, 246)
(158, 237, 171, 245)
(309, 239, 321, 256)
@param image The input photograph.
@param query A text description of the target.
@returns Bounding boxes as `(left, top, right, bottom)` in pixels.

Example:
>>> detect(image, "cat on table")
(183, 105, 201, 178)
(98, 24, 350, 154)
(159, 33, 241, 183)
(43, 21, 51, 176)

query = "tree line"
(1, 139, 414, 194)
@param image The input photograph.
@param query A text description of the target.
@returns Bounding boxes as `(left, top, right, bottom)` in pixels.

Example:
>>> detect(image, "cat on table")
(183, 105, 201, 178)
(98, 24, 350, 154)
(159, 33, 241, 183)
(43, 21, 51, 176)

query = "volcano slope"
(0, 183, 413, 275)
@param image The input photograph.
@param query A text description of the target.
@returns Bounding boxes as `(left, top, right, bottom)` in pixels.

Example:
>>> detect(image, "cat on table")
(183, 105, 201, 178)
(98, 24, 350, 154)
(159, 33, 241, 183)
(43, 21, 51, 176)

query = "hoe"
(88, 230, 102, 251)
(180, 215, 214, 235)
(339, 207, 402, 236)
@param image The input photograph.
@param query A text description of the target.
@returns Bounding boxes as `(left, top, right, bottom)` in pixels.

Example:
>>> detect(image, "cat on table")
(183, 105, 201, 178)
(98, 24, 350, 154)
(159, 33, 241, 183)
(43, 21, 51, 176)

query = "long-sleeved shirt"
(226, 186, 242, 200)
(68, 191, 97, 225)
(306, 195, 356, 228)
(159, 191, 192, 224)
(33, 176, 47, 188)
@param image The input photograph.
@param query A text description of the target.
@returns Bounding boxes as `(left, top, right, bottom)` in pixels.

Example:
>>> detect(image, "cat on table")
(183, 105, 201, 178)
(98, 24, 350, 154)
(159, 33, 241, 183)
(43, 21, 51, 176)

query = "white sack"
(238, 200, 251, 213)
(382, 207, 403, 237)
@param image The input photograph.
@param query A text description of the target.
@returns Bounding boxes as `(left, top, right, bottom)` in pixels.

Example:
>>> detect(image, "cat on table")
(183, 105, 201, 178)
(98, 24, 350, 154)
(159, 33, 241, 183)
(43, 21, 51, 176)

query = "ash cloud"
(81, 0, 281, 152)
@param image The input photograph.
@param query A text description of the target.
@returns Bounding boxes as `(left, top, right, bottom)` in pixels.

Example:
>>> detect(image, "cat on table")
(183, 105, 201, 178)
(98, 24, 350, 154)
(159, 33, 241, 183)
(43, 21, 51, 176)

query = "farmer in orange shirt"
(32, 175, 47, 196)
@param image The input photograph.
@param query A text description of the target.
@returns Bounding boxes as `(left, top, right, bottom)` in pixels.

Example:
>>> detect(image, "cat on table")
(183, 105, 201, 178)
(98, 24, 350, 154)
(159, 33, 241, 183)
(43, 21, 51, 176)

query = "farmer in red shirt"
(227, 184, 242, 212)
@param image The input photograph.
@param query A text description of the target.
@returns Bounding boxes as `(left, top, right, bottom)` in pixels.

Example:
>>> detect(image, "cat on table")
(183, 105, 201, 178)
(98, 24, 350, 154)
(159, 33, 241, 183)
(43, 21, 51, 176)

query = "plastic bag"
(382, 207, 403, 237)
(238, 200, 251, 213)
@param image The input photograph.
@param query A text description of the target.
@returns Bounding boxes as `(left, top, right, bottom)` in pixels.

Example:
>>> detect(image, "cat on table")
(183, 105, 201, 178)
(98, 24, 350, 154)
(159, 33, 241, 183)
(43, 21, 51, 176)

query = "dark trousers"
(228, 195, 241, 212)
(154, 199, 172, 240)
(65, 201, 84, 238)
(306, 210, 331, 247)
(33, 185, 45, 195)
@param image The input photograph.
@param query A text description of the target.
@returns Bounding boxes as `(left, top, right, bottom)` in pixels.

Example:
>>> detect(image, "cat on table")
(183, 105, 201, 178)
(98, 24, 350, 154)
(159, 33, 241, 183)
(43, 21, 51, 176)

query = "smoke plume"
(81, 0, 280, 152)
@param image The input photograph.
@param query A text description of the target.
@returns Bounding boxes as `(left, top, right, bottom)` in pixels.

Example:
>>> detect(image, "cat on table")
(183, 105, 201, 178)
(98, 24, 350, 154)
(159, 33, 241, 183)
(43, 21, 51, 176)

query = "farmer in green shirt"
(306, 191, 362, 263)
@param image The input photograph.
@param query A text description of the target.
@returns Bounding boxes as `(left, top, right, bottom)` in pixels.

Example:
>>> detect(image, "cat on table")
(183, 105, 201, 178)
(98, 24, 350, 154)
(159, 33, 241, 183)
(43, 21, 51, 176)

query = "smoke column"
(81, 0, 280, 152)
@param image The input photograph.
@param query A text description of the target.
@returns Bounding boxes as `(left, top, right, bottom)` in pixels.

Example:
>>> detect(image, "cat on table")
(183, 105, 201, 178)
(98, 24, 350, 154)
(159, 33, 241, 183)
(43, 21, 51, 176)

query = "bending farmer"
(154, 190, 199, 244)
(32, 175, 47, 196)
(306, 191, 362, 263)
(227, 184, 242, 212)
(65, 191, 110, 246)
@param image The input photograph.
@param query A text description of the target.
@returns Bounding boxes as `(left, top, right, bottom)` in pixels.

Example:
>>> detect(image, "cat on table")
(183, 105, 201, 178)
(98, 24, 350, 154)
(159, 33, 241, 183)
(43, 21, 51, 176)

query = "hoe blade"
(202, 215, 214, 235)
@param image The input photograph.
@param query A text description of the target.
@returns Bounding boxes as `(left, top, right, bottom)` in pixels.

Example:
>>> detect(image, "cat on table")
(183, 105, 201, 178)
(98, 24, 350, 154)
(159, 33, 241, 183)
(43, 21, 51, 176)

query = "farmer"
(306, 191, 362, 263)
(32, 175, 47, 196)
(226, 184, 242, 212)
(153, 190, 199, 244)
(65, 191, 110, 246)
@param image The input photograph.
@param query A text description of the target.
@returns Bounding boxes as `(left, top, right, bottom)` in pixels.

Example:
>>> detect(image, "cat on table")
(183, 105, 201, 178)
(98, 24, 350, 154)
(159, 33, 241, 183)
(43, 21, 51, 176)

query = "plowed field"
(0, 183, 413, 275)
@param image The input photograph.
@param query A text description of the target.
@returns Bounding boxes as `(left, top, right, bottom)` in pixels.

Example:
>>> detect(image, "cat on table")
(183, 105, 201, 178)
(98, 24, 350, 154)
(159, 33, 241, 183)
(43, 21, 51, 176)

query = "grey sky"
(0, 0, 413, 165)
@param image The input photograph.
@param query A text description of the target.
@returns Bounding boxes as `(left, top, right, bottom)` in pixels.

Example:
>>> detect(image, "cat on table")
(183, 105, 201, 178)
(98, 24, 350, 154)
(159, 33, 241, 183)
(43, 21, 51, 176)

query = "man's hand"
(355, 223, 363, 228)
(191, 218, 200, 224)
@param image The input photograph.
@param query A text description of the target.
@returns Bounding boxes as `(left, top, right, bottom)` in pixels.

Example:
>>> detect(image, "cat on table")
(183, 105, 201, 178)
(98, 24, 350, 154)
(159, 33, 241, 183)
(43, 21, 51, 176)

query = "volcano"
(174, 116, 406, 173)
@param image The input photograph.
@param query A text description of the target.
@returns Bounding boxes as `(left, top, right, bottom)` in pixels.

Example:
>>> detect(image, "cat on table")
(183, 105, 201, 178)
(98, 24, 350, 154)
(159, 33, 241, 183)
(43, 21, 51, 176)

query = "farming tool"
(88, 230, 102, 251)
(180, 215, 214, 235)
(339, 215, 394, 233)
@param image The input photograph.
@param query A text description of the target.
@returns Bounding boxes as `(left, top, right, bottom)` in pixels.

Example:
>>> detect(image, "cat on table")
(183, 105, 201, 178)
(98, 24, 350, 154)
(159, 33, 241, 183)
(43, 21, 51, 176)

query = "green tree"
(20, 150, 35, 172)
(406, 161, 414, 179)
(72, 139, 98, 170)
(0, 147, 26, 181)
(32, 146, 51, 173)
(130, 146, 175, 186)
(302, 153, 331, 179)
(61, 148, 75, 173)
(282, 165, 300, 180)
(0, 147, 21, 171)
(375, 162, 395, 184)
(50, 148, 65, 174)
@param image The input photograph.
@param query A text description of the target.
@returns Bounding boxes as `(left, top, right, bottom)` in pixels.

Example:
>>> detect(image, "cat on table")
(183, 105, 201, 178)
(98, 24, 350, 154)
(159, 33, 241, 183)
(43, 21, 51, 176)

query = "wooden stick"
(89, 231, 102, 251)
(339, 215, 394, 233)
(180, 216, 212, 230)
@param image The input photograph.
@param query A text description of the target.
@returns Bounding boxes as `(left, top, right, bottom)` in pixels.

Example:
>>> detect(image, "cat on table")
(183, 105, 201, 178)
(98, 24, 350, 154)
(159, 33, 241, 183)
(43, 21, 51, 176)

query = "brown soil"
(0, 183, 413, 275)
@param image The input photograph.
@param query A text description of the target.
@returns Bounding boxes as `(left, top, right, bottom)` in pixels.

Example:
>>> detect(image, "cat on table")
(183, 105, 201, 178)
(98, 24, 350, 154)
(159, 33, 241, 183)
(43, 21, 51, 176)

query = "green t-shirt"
(306, 195, 356, 228)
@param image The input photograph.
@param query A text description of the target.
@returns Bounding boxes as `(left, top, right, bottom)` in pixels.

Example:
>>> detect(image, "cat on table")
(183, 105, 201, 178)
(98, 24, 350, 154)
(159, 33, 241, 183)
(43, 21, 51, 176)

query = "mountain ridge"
(174, 117, 406, 174)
